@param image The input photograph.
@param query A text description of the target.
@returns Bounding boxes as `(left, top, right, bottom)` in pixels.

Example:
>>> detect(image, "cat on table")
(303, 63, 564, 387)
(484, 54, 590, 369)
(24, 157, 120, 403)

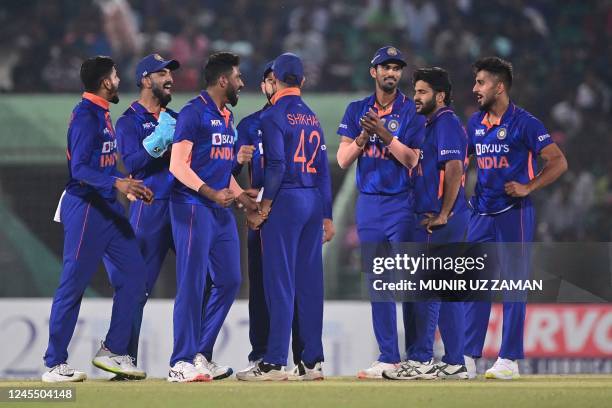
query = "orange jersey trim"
(271, 87, 301, 105)
(82, 92, 109, 110)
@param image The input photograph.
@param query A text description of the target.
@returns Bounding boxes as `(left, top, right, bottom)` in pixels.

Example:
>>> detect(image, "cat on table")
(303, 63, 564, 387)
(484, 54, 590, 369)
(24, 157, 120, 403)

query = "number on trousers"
(293, 129, 320, 173)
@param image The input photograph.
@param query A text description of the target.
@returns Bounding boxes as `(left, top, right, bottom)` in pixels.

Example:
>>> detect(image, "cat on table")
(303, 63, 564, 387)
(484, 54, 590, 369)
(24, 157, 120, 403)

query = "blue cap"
(272, 53, 304, 86)
(370, 46, 407, 67)
(135, 54, 180, 86)
(263, 61, 274, 80)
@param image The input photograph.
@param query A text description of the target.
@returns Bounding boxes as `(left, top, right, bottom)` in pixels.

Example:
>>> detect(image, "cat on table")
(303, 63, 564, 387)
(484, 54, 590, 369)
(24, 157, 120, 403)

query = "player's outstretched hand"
(504, 181, 531, 197)
(237, 145, 256, 164)
(323, 218, 335, 243)
(199, 185, 235, 207)
(236, 191, 258, 211)
(115, 178, 154, 203)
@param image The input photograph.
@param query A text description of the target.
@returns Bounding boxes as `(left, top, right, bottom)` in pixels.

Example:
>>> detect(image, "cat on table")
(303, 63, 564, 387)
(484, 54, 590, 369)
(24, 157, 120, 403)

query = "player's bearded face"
(414, 92, 436, 116)
(414, 80, 436, 116)
(226, 67, 244, 107)
(374, 64, 402, 93)
(106, 68, 120, 104)
(150, 70, 173, 107)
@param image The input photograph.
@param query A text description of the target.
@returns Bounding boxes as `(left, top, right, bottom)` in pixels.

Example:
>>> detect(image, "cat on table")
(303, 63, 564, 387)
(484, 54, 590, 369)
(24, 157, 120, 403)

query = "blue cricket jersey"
(172, 91, 237, 207)
(467, 102, 554, 214)
(115, 102, 178, 199)
(261, 88, 332, 219)
(65, 92, 122, 201)
(235, 105, 267, 189)
(413, 107, 468, 215)
(337, 90, 425, 194)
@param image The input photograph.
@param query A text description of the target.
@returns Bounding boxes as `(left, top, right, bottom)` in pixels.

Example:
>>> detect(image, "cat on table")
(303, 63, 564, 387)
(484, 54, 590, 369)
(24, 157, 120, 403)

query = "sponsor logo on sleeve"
(538, 133, 551, 142)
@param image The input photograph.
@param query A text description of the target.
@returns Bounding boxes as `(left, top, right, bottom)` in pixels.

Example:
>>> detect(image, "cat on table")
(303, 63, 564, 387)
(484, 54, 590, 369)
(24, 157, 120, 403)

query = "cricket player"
(233, 62, 273, 371)
(236, 53, 334, 381)
(336, 46, 425, 378)
(233, 62, 311, 377)
(43, 56, 153, 382)
(110, 54, 179, 366)
(383, 67, 469, 380)
(463, 57, 567, 379)
(168, 52, 253, 382)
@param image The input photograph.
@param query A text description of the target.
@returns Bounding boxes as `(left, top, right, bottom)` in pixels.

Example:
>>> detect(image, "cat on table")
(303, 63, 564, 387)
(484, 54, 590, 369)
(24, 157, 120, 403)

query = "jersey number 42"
(293, 129, 320, 173)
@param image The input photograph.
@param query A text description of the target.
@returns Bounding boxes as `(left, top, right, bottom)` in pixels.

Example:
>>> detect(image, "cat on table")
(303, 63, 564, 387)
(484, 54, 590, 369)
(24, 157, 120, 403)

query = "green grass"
(2, 376, 612, 408)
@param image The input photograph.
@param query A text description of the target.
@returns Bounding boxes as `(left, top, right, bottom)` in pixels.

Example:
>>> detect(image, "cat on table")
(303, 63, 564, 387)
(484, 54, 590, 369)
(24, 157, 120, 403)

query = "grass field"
(2, 376, 612, 408)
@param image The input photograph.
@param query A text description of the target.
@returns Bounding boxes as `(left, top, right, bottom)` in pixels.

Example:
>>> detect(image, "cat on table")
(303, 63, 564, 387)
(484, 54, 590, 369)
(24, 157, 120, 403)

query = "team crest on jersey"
(496, 127, 507, 140)
(387, 47, 398, 56)
(387, 119, 399, 132)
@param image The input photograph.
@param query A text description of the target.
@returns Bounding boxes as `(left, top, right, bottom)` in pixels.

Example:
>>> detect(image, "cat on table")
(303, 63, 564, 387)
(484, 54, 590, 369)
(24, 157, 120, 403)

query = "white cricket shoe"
(42, 364, 86, 383)
(485, 357, 520, 380)
(382, 359, 437, 380)
(357, 361, 398, 379)
(464, 355, 477, 379)
(434, 363, 469, 379)
(91, 342, 146, 379)
(288, 361, 324, 381)
(194, 353, 233, 380)
(236, 362, 288, 381)
(237, 359, 262, 374)
(168, 361, 212, 383)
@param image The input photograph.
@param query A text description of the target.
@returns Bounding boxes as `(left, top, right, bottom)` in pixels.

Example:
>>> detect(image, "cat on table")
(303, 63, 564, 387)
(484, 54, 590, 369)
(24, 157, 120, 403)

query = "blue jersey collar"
(479, 101, 516, 129)
(366, 90, 407, 116)
(199, 90, 233, 127)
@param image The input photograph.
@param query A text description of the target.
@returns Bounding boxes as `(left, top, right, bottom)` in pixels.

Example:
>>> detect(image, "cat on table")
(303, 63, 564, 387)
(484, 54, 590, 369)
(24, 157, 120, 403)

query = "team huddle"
(41, 45, 567, 383)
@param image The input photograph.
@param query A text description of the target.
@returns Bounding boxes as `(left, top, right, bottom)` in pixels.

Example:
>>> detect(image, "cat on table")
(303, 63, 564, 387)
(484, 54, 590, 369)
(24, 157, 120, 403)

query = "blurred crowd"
(1, 0, 611, 240)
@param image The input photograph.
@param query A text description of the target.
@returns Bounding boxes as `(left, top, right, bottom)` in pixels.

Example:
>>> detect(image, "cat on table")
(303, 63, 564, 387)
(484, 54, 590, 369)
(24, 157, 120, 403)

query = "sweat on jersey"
(260, 88, 333, 219)
(337, 90, 425, 195)
(172, 91, 237, 207)
(234, 105, 268, 189)
(115, 102, 178, 199)
(467, 102, 553, 214)
(413, 107, 468, 215)
(65, 92, 122, 201)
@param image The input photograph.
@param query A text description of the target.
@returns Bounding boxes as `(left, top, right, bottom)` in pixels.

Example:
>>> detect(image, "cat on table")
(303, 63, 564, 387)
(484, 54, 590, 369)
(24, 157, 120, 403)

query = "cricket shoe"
(485, 357, 520, 380)
(168, 361, 212, 383)
(464, 355, 477, 379)
(194, 353, 233, 380)
(357, 361, 399, 379)
(289, 361, 324, 381)
(382, 359, 437, 380)
(237, 359, 262, 374)
(42, 364, 86, 383)
(236, 362, 288, 381)
(91, 342, 146, 379)
(434, 363, 469, 379)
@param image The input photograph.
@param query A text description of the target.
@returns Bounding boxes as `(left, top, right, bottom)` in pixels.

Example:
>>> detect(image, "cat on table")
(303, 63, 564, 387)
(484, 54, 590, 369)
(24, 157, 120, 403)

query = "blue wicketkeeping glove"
(142, 111, 176, 158)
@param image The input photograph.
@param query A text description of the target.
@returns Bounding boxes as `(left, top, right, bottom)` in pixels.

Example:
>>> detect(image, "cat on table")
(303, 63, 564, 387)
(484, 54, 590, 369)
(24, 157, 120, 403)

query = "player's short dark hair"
(473, 56, 513, 90)
(204, 52, 240, 86)
(413, 67, 452, 106)
(80, 56, 116, 92)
